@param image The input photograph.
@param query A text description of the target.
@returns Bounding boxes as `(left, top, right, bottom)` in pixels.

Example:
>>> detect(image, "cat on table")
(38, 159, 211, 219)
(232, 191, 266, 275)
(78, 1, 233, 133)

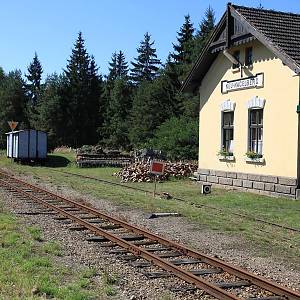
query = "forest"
(0, 8, 215, 160)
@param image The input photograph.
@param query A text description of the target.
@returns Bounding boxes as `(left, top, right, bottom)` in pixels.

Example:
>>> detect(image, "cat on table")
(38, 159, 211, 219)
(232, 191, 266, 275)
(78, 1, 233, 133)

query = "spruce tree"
(37, 73, 66, 148)
(171, 15, 195, 65)
(64, 32, 102, 147)
(25, 52, 43, 106)
(0, 70, 28, 147)
(107, 52, 118, 82)
(107, 50, 128, 82)
(129, 74, 178, 146)
(87, 55, 103, 144)
(116, 51, 128, 78)
(103, 78, 132, 149)
(130, 32, 161, 85)
(193, 7, 215, 59)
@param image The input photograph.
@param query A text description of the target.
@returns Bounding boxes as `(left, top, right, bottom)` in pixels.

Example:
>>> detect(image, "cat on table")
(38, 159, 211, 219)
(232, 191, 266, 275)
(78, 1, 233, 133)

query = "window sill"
(245, 157, 265, 164)
(218, 155, 235, 162)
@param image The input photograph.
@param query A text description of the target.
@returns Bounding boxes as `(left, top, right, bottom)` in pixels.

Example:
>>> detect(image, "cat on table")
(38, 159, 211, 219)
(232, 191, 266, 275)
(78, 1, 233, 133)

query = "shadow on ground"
(44, 155, 71, 168)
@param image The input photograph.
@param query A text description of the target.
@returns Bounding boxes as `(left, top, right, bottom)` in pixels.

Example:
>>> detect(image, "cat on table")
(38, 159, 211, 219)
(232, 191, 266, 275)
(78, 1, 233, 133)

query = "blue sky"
(1, 0, 300, 78)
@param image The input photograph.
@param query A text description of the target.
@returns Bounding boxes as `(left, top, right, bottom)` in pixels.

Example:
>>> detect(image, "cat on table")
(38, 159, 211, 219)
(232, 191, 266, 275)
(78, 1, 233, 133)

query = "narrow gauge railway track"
(0, 171, 299, 300)
(53, 170, 300, 234)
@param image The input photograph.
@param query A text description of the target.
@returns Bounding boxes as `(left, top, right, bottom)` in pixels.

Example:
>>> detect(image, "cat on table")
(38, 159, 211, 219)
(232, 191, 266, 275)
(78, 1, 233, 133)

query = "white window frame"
(247, 96, 265, 157)
(220, 100, 236, 154)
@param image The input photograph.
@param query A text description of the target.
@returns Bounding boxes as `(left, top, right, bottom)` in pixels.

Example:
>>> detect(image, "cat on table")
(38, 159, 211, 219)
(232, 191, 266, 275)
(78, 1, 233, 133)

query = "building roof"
(182, 3, 300, 93)
(234, 5, 300, 66)
(5, 129, 47, 135)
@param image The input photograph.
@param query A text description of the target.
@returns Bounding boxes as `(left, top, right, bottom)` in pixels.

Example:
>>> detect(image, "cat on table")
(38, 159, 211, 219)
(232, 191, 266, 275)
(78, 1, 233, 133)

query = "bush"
(147, 116, 198, 160)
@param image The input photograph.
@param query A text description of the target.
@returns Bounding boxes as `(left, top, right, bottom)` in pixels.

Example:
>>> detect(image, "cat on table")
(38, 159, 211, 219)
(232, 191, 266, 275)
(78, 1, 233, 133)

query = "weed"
(27, 226, 43, 242)
(42, 241, 62, 256)
(102, 269, 118, 285)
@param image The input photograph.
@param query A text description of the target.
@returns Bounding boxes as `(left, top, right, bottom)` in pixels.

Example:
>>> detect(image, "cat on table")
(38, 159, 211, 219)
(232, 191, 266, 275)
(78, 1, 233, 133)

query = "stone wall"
(196, 168, 298, 199)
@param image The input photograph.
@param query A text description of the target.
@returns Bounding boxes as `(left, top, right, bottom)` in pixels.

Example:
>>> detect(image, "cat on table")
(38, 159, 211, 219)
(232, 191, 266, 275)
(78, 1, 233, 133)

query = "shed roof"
(181, 3, 300, 93)
(5, 129, 47, 135)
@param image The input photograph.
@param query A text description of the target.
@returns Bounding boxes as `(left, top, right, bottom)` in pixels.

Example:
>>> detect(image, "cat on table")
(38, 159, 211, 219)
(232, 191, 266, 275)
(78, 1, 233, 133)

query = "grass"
(0, 151, 299, 267)
(0, 207, 118, 299)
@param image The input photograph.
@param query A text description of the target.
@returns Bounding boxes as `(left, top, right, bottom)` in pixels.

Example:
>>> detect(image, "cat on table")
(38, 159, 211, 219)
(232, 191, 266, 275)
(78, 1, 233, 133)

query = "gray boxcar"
(6, 129, 47, 160)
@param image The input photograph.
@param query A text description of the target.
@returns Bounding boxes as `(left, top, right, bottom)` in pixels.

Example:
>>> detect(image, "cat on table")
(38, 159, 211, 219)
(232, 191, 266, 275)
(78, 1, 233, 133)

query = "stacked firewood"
(114, 161, 197, 182)
(76, 145, 133, 168)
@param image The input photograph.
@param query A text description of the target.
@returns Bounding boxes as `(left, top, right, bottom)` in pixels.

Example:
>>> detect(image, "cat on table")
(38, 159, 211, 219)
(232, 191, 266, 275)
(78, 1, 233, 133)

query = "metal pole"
(153, 175, 157, 198)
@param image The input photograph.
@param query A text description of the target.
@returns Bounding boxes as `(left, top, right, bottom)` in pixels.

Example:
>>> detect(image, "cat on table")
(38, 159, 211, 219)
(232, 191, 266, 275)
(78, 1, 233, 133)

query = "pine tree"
(103, 78, 132, 149)
(130, 32, 161, 85)
(129, 74, 178, 146)
(107, 50, 128, 82)
(87, 55, 103, 144)
(37, 73, 66, 148)
(107, 52, 118, 81)
(64, 32, 102, 147)
(193, 7, 215, 59)
(0, 70, 28, 147)
(116, 51, 128, 78)
(171, 15, 195, 65)
(25, 52, 43, 106)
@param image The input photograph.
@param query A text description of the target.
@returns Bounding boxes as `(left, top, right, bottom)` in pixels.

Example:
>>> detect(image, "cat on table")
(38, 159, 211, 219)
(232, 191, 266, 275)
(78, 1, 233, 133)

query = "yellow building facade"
(182, 4, 300, 198)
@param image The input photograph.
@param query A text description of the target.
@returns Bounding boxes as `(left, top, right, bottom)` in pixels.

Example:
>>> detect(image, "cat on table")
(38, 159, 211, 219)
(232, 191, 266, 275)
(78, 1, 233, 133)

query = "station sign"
(150, 160, 165, 175)
(221, 73, 264, 94)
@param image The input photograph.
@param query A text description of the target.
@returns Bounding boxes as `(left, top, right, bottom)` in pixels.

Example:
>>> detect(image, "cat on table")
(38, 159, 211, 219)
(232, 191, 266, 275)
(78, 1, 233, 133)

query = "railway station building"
(182, 3, 300, 198)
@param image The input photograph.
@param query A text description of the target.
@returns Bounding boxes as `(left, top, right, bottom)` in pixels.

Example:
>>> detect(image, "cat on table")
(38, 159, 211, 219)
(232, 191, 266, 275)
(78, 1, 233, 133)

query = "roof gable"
(182, 3, 300, 93)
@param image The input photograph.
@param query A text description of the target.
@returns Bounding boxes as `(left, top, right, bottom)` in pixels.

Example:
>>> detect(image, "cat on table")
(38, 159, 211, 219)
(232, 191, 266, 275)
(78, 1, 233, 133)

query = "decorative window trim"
(220, 100, 236, 112)
(247, 96, 265, 109)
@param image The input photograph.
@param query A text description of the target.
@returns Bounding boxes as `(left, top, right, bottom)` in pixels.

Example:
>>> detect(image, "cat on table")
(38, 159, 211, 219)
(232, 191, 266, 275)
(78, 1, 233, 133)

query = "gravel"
(0, 170, 299, 299)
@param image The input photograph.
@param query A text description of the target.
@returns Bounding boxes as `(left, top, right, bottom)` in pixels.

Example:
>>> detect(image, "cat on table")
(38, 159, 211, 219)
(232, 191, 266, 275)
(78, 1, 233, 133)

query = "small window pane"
(258, 110, 263, 125)
(245, 47, 253, 66)
(233, 50, 240, 69)
(250, 111, 257, 125)
(223, 112, 233, 126)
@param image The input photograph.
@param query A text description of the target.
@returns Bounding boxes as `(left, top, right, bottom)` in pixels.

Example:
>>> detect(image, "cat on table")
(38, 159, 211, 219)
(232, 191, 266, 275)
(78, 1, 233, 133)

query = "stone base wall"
(196, 168, 298, 199)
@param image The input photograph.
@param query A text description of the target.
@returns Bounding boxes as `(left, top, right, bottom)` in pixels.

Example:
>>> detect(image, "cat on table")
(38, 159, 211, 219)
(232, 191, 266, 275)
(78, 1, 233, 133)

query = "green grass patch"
(0, 151, 299, 267)
(0, 207, 114, 299)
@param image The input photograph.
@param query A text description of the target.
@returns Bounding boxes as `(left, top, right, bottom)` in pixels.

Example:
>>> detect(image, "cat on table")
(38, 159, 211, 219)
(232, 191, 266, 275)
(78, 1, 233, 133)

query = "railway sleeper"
(215, 280, 251, 289)
(142, 268, 222, 279)
(131, 240, 158, 246)
(131, 258, 202, 268)
(169, 286, 197, 293)
(68, 225, 88, 231)
(245, 297, 284, 300)
(99, 224, 121, 230)
(85, 234, 144, 243)
(119, 251, 183, 260)
(110, 246, 171, 254)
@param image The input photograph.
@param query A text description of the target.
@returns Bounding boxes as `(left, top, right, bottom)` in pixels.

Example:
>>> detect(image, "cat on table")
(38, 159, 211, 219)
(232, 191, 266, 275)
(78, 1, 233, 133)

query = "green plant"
(245, 151, 263, 159)
(27, 226, 43, 241)
(42, 241, 62, 256)
(218, 148, 233, 157)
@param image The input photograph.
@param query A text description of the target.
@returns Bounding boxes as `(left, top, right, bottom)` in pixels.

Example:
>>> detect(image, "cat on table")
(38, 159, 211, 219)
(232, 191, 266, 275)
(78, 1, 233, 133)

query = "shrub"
(147, 116, 198, 160)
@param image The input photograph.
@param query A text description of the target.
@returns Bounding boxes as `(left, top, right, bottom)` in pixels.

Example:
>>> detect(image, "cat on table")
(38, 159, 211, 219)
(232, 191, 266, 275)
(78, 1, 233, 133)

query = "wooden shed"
(6, 129, 47, 160)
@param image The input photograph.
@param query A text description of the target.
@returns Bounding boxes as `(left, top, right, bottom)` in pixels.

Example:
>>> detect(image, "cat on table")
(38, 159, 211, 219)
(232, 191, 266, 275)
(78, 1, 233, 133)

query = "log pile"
(76, 146, 133, 168)
(114, 161, 197, 182)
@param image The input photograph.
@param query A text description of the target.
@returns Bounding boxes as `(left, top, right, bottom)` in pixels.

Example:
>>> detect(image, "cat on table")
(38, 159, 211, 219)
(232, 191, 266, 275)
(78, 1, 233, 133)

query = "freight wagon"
(6, 129, 47, 161)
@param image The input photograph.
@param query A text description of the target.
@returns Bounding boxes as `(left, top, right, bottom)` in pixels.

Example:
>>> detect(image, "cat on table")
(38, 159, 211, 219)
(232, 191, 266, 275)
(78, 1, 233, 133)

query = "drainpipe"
(297, 75, 300, 198)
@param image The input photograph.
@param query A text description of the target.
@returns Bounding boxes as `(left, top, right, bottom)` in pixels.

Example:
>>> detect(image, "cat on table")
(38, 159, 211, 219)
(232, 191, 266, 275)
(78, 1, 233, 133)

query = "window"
(249, 109, 263, 155)
(232, 50, 240, 69)
(222, 111, 234, 153)
(245, 47, 253, 66)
